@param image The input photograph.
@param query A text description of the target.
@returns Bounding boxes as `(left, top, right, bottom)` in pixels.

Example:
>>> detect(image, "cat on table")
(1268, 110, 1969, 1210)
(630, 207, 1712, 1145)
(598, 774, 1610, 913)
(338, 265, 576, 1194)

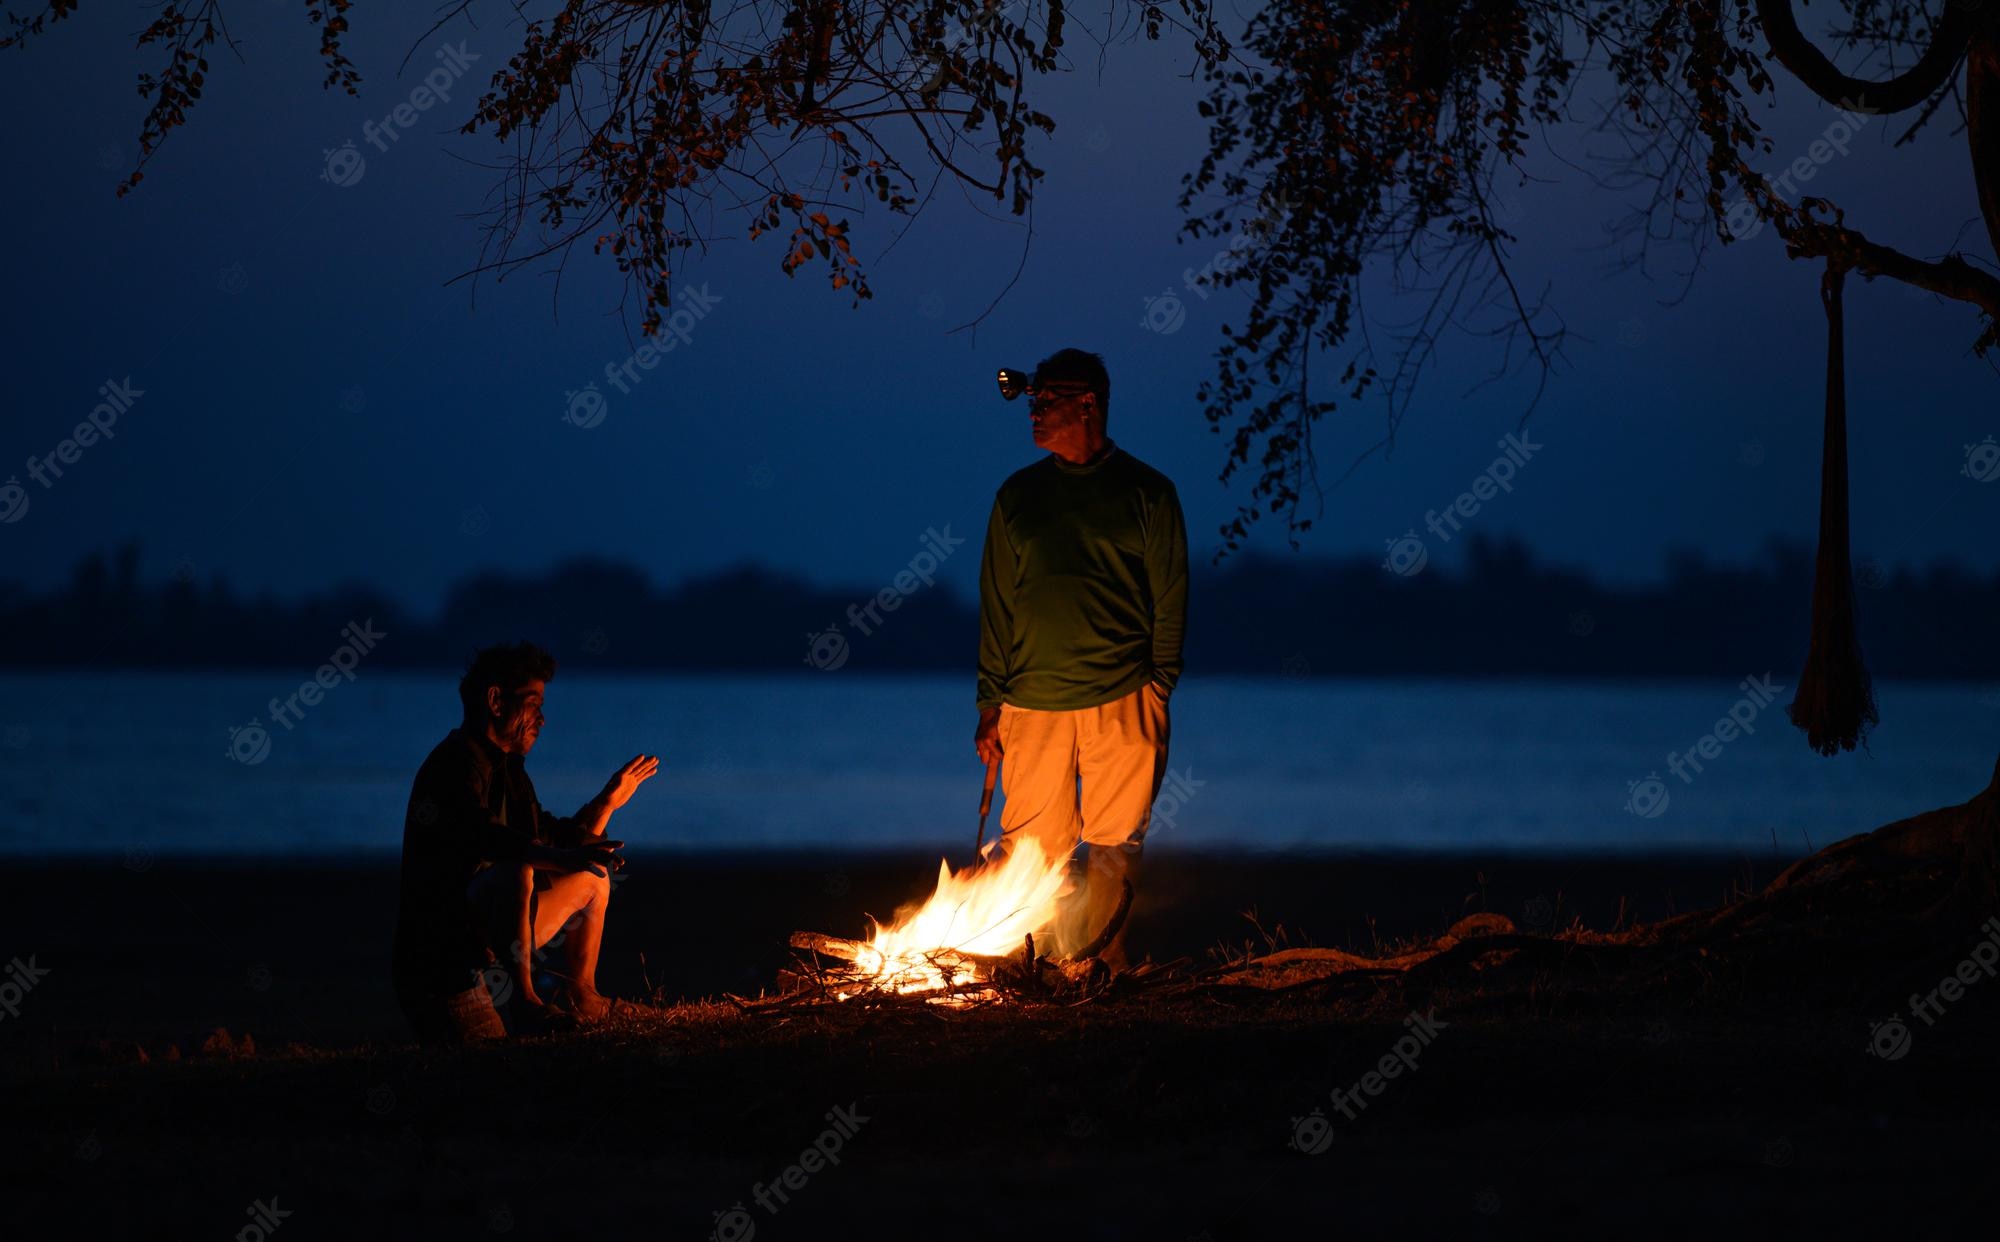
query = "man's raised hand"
(599, 754, 661, 812)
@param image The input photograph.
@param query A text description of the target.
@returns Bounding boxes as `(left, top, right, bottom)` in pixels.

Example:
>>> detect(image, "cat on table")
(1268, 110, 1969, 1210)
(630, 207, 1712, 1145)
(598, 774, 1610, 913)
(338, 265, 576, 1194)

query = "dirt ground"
(4, 852, 1994, 1239)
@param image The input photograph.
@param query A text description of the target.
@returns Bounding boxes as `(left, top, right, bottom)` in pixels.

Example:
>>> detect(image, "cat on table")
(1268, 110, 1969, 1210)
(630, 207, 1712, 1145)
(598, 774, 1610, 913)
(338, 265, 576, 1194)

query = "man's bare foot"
(561, 987, 614, 1022)
(508, 987, 580, 1035)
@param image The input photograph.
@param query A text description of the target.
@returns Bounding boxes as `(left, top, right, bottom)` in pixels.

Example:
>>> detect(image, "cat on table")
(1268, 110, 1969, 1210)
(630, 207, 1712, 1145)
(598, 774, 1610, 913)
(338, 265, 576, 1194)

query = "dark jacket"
(391, 728, 588, 998)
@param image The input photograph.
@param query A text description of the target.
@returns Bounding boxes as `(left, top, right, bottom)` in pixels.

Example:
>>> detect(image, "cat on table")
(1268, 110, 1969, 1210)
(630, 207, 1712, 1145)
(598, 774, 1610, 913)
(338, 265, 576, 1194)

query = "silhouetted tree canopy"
(10, 536, 2000, 678)
(6, 0, 1995, 550)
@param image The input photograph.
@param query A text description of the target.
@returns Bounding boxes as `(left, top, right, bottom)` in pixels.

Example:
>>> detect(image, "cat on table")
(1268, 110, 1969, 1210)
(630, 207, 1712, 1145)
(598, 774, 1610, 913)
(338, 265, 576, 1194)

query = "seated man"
(392, 642, 659, 1041)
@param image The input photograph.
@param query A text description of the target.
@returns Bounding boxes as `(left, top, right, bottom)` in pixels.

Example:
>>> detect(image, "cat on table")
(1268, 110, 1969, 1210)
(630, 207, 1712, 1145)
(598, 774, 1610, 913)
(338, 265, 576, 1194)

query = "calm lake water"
(1, 671, 1995, 858)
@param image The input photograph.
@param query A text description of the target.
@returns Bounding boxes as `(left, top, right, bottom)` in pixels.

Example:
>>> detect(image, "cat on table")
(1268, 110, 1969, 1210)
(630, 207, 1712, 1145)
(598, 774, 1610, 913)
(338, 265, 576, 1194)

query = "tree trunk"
(1766, 751, 2000, 928)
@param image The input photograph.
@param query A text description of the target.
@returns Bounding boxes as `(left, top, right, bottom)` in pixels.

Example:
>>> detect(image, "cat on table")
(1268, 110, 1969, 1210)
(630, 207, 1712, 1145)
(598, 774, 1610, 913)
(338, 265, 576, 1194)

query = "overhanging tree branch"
(1754, 0, 1978, 113)
(1784, 199, 2000, 350)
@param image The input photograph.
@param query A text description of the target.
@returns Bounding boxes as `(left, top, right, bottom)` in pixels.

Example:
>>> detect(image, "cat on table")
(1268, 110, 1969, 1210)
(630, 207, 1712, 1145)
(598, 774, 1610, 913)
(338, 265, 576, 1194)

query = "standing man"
(975, 348, 1189, 969)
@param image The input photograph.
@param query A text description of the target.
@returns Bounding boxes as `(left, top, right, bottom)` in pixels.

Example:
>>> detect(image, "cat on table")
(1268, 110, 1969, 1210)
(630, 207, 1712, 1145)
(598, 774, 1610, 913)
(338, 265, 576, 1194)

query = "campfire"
(742, 837, 1544, 1016)
(774, 837, 1134, 1006)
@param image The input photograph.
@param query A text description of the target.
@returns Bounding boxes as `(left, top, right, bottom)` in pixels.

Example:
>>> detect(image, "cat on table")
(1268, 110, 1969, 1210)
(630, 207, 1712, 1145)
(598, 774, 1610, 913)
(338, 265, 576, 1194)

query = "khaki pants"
(996, 681, 1171, 961)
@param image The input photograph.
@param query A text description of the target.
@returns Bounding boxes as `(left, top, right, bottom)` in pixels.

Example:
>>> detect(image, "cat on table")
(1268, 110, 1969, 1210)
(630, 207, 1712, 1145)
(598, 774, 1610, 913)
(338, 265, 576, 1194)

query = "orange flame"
(848, 836, 1072, 995)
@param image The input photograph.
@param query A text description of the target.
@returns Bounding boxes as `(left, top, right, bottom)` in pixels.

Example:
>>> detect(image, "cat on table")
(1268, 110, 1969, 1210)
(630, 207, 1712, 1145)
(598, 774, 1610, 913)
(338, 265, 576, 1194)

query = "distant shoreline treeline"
(4, 536, 1996, 678)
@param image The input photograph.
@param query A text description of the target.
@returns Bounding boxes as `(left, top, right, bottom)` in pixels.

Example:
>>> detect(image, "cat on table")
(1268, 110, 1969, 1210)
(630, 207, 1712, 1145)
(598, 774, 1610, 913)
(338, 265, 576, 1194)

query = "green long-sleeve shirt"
(976, 444, 1189, 711)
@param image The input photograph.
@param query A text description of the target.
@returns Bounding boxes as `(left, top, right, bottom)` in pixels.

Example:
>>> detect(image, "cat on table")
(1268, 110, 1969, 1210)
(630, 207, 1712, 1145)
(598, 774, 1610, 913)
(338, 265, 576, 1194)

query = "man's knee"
(546, 865, 612, 926)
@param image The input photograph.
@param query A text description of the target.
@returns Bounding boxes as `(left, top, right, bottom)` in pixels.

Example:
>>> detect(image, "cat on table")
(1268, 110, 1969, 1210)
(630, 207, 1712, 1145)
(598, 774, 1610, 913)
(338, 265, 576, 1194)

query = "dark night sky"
(3, 2, 1995, 614)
